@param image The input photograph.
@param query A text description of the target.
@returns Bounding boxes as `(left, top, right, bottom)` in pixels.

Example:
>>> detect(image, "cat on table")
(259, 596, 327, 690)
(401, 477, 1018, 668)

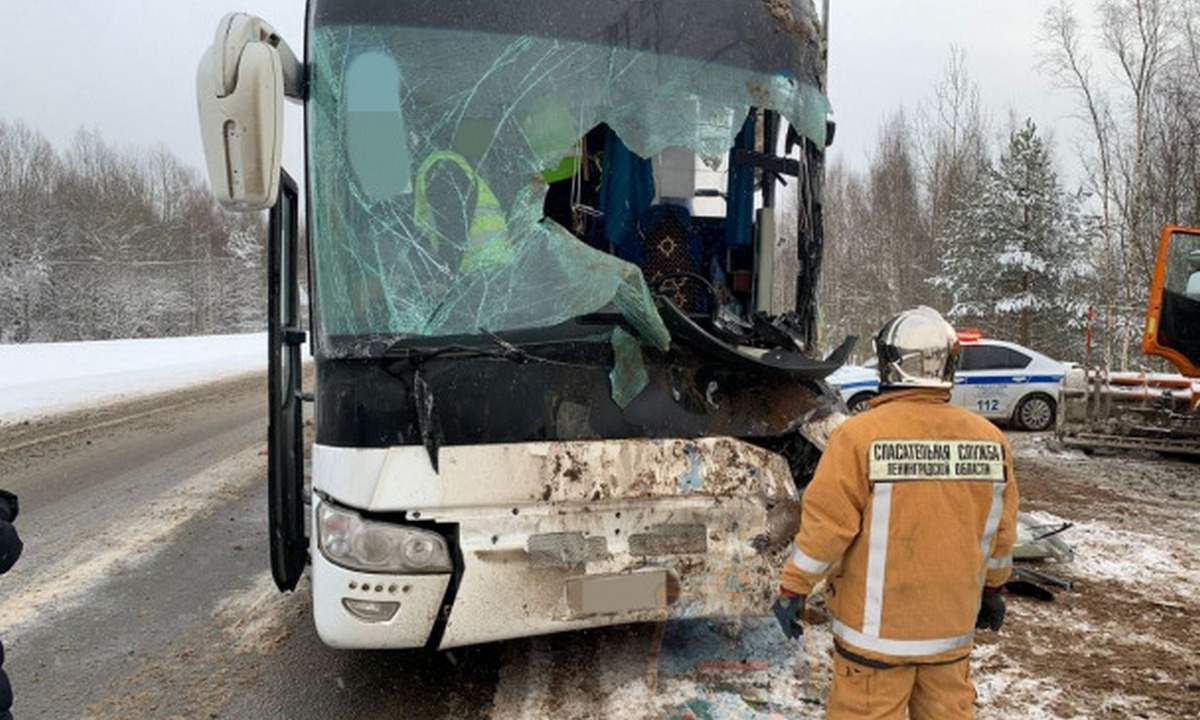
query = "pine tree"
(930, 154, 998, 329)
(933, 120, 1094, 358)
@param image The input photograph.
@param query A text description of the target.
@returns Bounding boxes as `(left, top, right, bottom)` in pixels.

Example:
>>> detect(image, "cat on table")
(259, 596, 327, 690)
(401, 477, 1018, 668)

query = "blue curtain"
(724, 114, 756, 248)
(598, 127, 656, 247)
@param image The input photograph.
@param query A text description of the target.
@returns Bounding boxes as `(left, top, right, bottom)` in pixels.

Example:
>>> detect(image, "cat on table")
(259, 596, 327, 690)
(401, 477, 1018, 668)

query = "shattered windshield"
(307, 19, 829, 353)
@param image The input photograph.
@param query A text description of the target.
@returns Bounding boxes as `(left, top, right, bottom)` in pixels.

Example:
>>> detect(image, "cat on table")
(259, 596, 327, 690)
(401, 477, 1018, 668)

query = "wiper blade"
(480, 329, 533, 364)
(382, 342, 490, 363)
(382, 330, 596, 369)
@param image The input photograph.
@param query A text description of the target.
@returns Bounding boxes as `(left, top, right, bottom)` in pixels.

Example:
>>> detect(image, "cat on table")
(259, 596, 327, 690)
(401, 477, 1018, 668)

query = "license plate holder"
(564, 569, 678, 616)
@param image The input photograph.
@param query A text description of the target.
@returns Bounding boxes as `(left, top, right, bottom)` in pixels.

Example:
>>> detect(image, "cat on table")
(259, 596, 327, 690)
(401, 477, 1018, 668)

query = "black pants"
(0, 637, 11, 720)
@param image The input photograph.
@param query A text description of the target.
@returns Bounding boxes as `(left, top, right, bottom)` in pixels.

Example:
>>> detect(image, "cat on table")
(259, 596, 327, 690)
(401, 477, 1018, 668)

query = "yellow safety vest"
(412, 151, 514, 271)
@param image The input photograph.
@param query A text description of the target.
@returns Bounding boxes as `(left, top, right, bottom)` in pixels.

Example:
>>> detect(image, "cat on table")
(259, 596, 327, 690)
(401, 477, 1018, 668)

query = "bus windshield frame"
(305, 3, 829, 357)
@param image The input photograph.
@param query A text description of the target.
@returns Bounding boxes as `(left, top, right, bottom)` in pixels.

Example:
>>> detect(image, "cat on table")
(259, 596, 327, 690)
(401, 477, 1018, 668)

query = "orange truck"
(1058, 226, 1200, 455)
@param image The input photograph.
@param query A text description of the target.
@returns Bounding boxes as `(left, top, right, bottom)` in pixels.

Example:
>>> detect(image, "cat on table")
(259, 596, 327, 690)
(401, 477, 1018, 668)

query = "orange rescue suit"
(781, 388, 1019, 666)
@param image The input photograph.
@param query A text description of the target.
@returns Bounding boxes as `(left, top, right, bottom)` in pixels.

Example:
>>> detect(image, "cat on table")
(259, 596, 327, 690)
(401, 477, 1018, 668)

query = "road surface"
(0, 375, 504, 719)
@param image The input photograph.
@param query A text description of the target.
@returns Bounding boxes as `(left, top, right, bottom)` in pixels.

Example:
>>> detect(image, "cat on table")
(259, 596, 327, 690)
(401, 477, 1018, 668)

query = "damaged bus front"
(197, 0, 843, 649)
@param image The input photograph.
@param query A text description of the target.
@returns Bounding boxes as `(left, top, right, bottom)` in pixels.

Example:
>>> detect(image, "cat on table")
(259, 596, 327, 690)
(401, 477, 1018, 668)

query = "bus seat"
(626, 204, 705, 313)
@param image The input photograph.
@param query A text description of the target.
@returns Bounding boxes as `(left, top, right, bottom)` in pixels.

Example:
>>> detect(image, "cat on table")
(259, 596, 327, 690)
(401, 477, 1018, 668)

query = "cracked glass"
(307, 22, 829, 354)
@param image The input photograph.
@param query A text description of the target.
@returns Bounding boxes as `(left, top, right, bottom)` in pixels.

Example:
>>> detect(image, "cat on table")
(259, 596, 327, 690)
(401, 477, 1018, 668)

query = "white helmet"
(873, 306, 959, 389)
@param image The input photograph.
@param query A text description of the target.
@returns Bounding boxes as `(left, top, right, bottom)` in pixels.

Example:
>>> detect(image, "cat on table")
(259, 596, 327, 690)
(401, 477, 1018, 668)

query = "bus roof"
(311, 0, 826, 88)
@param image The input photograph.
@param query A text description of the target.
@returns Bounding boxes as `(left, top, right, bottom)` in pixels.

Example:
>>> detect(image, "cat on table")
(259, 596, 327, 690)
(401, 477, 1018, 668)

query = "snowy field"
(0, 333, 267, 423)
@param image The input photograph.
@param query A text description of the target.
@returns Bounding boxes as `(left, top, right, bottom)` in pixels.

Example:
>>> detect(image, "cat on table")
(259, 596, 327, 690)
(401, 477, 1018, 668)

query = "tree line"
(0, 120, 264, 343)
(820, 0, 1200, 370)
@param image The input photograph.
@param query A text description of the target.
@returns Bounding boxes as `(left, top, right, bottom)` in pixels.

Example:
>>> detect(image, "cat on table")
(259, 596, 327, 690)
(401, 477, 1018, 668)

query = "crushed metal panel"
(1014, 512, 1074, 564)
(796, 406, 848, 451)
(435, 496, 793, 647)
(432, 436, 797, 507)
(324, 437, 801, 648)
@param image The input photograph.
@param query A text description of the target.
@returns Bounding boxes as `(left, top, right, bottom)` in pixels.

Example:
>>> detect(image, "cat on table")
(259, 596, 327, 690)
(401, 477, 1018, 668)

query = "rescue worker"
(0, 489, 22, 720)
(772, 306, 1018, 719)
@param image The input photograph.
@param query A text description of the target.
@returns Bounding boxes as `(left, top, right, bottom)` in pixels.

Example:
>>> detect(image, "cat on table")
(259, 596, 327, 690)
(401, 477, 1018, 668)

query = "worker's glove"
(771, 590, 805, 640)
(0, 490, 16, 523)
(976, 587, 1006, 631)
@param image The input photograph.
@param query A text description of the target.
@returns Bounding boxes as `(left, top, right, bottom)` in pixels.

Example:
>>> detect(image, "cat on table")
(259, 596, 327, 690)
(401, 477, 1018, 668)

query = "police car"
(825, 363, 882, 415)
(826, 333, 1067, 431)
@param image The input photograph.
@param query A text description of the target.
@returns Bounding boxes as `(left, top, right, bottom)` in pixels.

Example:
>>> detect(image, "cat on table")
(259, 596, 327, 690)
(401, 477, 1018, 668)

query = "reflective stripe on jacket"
(781, 388, 1019, 665)
(412, 150, 513, 271)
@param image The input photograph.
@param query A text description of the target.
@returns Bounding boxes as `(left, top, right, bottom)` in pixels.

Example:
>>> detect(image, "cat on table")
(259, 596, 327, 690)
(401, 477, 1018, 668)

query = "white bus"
(196, 0, 844, 649)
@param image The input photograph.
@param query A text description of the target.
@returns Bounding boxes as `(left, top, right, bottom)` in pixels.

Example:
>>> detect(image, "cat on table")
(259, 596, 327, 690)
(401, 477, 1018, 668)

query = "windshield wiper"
(382, 330, 600, 369)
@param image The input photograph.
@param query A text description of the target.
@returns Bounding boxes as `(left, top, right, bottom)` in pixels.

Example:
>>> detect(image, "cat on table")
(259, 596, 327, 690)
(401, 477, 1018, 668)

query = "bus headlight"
(317, 502, 452, 574)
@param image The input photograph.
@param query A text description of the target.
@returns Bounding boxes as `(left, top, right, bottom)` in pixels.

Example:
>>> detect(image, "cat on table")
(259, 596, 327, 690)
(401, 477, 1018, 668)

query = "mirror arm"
(213, 12, 306, 100)
(272, 35, 306, 100)
(274, 36, 304, 100)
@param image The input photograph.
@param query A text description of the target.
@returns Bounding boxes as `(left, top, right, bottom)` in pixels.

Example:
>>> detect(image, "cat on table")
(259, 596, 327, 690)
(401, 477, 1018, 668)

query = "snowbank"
(0, 333, 267, 423)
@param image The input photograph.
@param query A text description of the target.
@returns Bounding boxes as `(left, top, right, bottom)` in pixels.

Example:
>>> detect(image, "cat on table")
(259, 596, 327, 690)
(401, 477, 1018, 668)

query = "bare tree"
(1042, 0, 1178, 370)
(0, 123, 265, 343)
(820, 112, 934, 355)
(0, 121, 62, 341)
(819, 158, 879, 357)
(1043, 2, 1120, 365)
(917, 48, 992, 299)
(867, 112, 930, 311)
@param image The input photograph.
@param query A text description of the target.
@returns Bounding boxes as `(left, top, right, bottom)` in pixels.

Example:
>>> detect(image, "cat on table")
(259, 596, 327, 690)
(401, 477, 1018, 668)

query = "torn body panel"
(312, 437, 800, 648)
(316, 336, 838, 450)
(316, 436, 798, 508)
(1014, 512, 1073, 564)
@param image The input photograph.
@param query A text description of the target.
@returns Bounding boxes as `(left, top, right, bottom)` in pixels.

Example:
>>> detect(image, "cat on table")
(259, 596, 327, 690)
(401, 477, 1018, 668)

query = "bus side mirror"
(196, 13, 302, 211)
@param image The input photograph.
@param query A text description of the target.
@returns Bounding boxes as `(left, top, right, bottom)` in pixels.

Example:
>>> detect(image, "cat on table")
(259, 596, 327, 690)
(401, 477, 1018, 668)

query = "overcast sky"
(0, 1, 1091, 185)
(828, 2, 1087, 174)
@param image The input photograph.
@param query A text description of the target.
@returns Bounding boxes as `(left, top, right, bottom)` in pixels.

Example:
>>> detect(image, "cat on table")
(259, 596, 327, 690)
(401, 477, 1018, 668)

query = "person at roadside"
(0, 489, 22, 720)
(772, 306, 1018, 719)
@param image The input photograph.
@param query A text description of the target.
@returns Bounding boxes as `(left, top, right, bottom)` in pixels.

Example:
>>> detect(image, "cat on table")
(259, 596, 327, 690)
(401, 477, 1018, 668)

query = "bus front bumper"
(311, 437, 801, 650)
